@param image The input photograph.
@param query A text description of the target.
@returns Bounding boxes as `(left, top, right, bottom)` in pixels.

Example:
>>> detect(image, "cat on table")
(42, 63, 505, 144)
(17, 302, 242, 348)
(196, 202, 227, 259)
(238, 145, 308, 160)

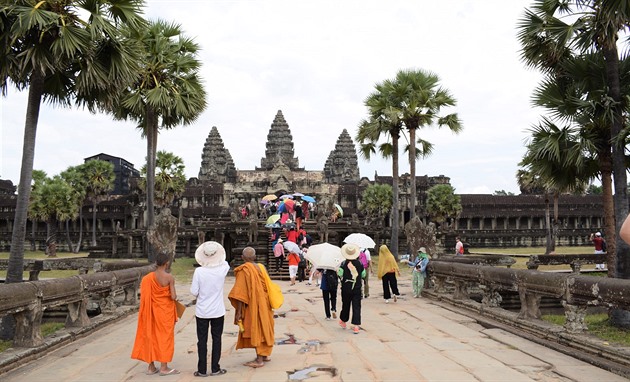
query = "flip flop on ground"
(210, 369, 227, 376)
(243, 361, 264, 368)
(159, 368, 180, 376)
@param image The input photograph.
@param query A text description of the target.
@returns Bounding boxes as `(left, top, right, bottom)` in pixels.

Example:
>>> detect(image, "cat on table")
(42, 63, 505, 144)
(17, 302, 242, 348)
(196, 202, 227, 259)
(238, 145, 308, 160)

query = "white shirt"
(190, 261, 230, 319)
(364, 249, 371, 261)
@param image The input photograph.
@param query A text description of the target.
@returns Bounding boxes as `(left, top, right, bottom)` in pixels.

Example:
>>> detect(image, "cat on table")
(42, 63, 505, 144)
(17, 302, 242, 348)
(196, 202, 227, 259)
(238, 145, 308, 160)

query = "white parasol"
(283, 241, 301, 254)
(343, 233, 376, 249)
(304, 243, 344, 270)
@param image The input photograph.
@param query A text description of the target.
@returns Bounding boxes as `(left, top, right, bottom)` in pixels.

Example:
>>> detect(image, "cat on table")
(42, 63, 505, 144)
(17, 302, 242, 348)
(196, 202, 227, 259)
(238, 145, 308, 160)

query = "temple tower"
(198, 126, 237, 183)
(323, 129, 360, 183)
(256, 110, 303, 171)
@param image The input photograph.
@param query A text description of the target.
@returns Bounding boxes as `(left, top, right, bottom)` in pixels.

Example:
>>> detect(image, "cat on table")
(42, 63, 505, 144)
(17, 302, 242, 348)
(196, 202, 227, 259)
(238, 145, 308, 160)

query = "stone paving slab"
(1, 276, 627, 382)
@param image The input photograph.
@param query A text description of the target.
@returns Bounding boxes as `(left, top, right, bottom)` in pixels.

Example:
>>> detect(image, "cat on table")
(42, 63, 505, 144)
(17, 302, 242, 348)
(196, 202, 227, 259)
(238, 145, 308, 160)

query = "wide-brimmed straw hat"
(195, 241, 226, 268)
(341, 243, 360, 260)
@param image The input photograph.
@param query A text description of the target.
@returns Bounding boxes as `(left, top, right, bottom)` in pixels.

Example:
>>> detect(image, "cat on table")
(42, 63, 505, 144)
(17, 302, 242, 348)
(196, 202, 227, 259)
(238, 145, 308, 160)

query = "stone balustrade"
(0, 264, 153, 347)
(428, 261, 630, 333)
(526, 253, 605, 272)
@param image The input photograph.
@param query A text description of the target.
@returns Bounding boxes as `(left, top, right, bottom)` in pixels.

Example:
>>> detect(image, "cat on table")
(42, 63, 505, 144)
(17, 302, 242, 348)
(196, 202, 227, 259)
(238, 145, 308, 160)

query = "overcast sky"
(0, 0, 544, 194)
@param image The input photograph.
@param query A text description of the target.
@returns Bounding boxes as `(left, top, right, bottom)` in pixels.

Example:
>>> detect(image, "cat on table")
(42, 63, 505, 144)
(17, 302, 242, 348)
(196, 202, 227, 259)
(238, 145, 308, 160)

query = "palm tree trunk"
(75, 207, 84, 253)
(544, 193, 552, 255)
(391, 132, 400, 258)
(7, 71, 44, 283)
(145, 108, 158, 262)
(599, 150, 615, 273)
(146, 108, 157, 230)
(30, 219, 36, 251)
(409, 127, 416, 220)
(603, 46, 630, 327)
(91, 200, 97, 247)
(551, 192, 559, 252)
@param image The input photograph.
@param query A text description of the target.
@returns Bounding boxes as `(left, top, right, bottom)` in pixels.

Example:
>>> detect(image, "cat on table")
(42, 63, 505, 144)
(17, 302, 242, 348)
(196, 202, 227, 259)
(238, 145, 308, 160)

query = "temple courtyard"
(1, 273, 624, 382)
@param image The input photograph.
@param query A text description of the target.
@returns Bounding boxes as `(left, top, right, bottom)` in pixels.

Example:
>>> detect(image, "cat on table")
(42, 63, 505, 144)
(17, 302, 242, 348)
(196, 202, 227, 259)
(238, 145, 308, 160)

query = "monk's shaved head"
(242, 247, 256, 262)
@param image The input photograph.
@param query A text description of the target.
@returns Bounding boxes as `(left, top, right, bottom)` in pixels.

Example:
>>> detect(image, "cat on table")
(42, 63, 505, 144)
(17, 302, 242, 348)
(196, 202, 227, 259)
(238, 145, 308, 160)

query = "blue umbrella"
(301, 195, 316, 203)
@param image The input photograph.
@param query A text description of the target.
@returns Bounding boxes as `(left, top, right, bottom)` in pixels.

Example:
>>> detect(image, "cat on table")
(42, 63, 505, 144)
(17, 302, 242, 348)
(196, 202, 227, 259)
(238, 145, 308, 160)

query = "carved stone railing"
(526, 253, 605, 273)
(0, 258, 147, 281)
(0, 265, 153, 347)
(437, 254, 516, 267)
(428, 261, 630, 333)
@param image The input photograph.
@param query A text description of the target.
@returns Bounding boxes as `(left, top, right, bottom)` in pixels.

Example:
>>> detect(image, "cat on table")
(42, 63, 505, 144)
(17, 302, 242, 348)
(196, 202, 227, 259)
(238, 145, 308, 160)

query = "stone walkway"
(2, 276, 626, 382)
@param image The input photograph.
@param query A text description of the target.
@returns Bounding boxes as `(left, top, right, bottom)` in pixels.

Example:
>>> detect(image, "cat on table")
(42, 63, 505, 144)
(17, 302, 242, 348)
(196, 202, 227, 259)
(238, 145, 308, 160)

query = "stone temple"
(0, 110, 607, 266)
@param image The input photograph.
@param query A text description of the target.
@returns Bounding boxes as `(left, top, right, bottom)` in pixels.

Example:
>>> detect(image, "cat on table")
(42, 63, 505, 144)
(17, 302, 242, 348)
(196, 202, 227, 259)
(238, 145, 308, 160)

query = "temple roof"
(256, 110, 303, 171)
(323, 129, 360, 182)
(198, 126, 237, 182)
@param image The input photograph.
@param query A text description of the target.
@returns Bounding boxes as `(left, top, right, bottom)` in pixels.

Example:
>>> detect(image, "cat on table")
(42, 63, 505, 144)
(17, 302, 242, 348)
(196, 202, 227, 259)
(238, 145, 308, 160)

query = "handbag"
(175, 300, 186, 319)
(258, 263, 284, 309)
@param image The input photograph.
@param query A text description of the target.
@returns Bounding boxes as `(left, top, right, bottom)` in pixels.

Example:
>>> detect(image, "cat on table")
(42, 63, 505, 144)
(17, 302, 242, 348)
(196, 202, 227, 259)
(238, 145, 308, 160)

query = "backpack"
(324, 270, 338, 289)
(358, 250, 369, 269)
(602, 240, 607, 252)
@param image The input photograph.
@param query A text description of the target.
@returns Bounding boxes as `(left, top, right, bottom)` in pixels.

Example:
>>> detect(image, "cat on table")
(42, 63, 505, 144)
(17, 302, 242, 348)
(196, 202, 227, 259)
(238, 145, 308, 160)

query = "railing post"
(13, 302, 43, 347)
(517, 288, 541, 319)
(562, 300, 587, 333)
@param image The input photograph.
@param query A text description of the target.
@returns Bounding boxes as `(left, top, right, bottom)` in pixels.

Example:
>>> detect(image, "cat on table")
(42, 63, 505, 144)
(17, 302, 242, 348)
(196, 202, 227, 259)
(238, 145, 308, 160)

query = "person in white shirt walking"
(191, 241, 230, 377)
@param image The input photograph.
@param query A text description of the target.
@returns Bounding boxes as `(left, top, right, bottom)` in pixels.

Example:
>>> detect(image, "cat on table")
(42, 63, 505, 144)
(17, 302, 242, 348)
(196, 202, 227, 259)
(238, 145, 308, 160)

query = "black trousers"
(275, 256, 283, 271)
(339, 289, 361, 325)
(196, 315, 224, 374)
(322, 289, 337, 318)
(381, 272, 400, 299)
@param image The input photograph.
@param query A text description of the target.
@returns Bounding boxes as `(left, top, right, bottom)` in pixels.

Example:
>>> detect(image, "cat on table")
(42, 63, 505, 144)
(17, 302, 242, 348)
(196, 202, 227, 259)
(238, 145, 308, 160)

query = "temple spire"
(257, 110, 303, 171)
(198, 126, 237, 182)
(324, 129, 360, 182)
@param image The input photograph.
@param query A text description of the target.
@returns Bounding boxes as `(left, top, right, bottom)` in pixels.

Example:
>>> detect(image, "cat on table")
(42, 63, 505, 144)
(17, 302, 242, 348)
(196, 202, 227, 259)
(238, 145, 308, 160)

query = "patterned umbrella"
(344, 233, 376, 249)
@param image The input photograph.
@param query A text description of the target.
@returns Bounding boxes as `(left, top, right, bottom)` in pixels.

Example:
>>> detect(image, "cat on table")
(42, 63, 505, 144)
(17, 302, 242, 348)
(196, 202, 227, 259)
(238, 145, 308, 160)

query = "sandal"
(210, 369, 227, 376)
(243, 361, 264, 368)
(159, 368, 180, 376)
(194, 371, 208, 377)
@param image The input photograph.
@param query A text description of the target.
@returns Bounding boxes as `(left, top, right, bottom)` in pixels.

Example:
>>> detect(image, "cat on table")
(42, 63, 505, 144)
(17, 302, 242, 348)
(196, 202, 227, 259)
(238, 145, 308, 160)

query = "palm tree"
(113, 19, 207, 259)
(59, 165, 88, 253)
(518, 1, 630, 290)
(520, 120, 594, 253)
(529, 53, 630, 263)
(356, 79, 404, 257)
(28, 175, 77, 257)
(82, 160, 115, 247)
(425, 184, 462, 228)
(140, 150, 186, 210)
(0, 0, 145, 282)
(393, 69, 462, 219)
(27, 170, 48, 251)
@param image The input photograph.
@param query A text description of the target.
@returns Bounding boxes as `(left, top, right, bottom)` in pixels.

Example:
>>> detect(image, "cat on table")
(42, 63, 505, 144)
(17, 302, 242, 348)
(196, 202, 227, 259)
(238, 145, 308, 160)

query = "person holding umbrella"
(287, 248, 301, 286)
(337, 243, 366, 334)
(273, 238, 285, 272)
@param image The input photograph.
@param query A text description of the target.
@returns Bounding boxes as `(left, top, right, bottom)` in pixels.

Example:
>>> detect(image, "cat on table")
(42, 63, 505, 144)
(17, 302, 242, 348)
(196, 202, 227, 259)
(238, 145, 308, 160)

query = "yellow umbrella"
(262, 194, 278, 201)
(266, 214, 281, 225)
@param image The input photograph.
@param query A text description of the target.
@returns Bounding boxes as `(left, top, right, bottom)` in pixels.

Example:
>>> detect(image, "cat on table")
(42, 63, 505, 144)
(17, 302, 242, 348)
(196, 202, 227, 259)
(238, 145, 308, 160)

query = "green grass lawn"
(542, 313, 630, 346)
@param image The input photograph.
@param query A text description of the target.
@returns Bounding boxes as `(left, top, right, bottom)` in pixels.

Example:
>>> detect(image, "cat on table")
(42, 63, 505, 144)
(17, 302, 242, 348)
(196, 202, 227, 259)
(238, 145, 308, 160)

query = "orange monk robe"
(131, 272, 177, 363)
(228, 262, 275, 356)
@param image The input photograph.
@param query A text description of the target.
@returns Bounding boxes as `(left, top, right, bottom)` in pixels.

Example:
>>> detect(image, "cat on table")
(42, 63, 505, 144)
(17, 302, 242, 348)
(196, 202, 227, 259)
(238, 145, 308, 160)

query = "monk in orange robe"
(131, 252, 180, 376)
(228, 246, 275, 368)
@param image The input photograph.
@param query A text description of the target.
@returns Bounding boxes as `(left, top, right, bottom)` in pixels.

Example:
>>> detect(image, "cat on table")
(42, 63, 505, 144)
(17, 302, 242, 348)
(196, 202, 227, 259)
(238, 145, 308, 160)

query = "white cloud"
(1, 0, 543, 194)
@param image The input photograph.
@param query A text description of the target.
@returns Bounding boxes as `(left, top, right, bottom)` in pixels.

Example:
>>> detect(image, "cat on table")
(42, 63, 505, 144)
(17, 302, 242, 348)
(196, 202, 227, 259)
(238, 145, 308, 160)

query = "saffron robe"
(131, 272, 177, 363)
(228, 262, 275, 356)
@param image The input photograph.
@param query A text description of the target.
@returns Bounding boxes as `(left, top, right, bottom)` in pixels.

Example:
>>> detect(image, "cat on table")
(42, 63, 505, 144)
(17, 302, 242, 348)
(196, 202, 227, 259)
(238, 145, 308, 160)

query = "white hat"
(277, 238, 283, 243)
(418, 247, 426, 253)
(195, 241, 226, 268)
(595, 232, 602, 237)
(341, 243, 360, 260)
